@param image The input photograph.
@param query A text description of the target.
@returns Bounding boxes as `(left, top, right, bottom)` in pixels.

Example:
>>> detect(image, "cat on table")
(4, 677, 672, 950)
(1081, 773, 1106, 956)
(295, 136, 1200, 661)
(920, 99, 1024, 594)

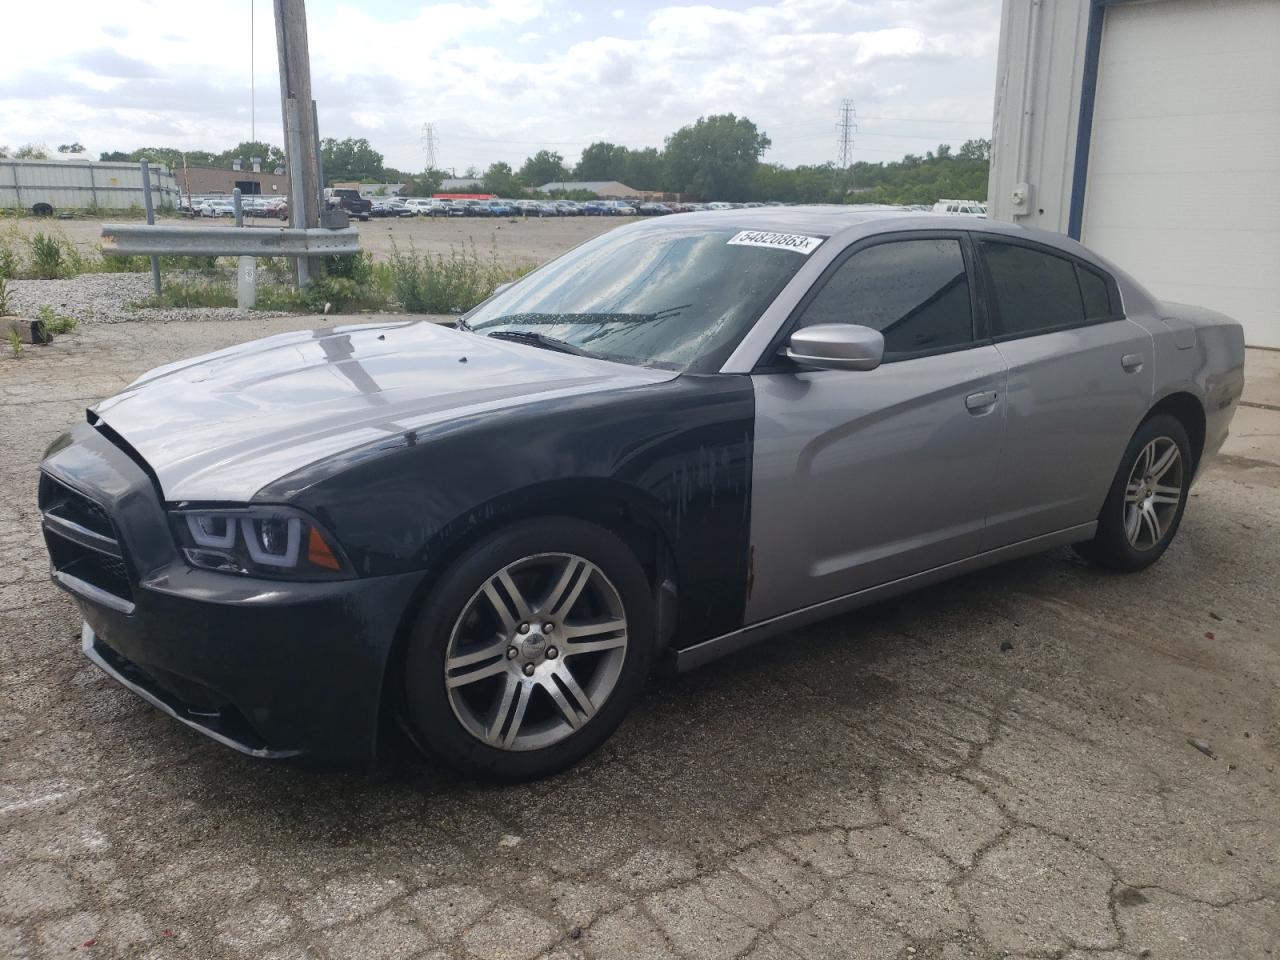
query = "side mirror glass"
(785, 324, 885, 371)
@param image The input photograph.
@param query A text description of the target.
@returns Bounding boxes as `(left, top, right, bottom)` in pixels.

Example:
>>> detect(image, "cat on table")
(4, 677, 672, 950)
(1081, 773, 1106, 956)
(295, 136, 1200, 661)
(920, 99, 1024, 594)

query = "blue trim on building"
(1067, 1, 1107, 239)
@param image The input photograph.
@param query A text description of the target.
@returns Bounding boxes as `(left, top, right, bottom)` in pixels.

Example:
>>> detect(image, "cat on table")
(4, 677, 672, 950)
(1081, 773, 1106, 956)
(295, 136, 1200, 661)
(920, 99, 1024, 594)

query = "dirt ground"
(4, 214, 632, 265)
(0, 313, 1277, 959)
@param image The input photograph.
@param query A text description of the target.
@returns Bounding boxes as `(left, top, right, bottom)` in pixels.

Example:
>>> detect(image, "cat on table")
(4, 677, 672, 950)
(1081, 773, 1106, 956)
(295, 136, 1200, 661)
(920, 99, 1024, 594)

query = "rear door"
(975, 237, 1153, 549)
(746, 232, 1008, 623)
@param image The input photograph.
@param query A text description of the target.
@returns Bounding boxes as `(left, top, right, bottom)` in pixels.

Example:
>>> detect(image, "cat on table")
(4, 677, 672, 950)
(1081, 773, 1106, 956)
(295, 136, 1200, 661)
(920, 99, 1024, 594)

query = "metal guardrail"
(100, 223, 360, 257)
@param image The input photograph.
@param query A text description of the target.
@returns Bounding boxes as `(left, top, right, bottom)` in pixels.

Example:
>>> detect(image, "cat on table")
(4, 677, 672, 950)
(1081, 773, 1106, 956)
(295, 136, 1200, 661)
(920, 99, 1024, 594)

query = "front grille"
(40, 472, 135, 605)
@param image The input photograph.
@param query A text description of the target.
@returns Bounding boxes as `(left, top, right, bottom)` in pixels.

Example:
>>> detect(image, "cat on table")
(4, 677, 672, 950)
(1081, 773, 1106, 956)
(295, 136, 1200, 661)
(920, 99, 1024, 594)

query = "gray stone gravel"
(4, 272, 287, 324)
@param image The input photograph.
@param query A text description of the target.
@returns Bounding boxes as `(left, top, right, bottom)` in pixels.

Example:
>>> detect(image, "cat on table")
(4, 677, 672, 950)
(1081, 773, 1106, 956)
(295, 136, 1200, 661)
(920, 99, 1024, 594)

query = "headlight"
(169, 506, 353, 580)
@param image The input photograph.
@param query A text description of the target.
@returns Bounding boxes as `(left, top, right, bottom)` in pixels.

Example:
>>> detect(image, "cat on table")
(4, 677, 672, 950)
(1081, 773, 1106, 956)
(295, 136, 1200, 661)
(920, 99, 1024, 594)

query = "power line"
(836, 99, 856, 169)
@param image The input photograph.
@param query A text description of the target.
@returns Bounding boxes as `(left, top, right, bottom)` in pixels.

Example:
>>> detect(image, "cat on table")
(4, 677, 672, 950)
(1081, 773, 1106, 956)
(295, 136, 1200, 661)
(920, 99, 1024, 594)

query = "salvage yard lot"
(5, 213, 633, 265)
(1, 317, 1278, 957)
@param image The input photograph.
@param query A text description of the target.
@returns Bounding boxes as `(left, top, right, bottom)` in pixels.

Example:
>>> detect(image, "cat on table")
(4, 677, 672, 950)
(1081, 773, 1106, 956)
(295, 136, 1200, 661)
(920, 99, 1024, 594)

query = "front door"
(745, 234, 1008, 624)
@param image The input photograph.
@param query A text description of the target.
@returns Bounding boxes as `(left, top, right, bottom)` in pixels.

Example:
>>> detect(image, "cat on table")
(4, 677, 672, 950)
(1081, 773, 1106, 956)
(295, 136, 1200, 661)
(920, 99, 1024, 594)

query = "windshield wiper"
(485, 329, 591, 357)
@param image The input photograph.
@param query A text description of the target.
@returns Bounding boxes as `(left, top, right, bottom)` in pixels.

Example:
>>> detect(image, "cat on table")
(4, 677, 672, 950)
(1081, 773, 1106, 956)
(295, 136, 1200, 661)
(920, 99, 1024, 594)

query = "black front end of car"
(39, 421, 422, 766)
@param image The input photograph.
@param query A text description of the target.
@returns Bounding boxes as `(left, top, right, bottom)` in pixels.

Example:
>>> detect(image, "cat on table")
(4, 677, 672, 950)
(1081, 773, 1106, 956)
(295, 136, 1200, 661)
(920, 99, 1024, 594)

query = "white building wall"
(989, 0, 1280, 347)
(987, 0, 1092, 230)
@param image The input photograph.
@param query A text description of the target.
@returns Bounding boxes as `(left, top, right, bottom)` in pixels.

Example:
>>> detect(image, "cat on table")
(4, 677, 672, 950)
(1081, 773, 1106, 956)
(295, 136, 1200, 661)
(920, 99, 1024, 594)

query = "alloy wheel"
(444, 553, 629, 751)
(1123, 436, 1184, 550)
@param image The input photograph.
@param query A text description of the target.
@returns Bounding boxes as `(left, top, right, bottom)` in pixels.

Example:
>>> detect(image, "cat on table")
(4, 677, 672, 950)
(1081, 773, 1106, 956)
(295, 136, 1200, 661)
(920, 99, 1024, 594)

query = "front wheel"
(403, 517, 654, 780)
(1076, 413, 1192, 571)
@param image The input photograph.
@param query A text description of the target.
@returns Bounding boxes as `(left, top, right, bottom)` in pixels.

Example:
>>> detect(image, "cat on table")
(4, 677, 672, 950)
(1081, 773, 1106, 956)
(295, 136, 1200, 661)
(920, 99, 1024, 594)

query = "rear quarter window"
(1078, 265, 1114, 320)
(981, 241, 1085, 338)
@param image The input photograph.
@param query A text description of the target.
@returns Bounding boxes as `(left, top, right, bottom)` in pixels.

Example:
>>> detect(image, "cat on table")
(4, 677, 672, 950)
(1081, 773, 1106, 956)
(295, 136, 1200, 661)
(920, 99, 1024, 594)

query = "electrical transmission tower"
(421, 123, 438, 171)
(836, 99, 857, 169)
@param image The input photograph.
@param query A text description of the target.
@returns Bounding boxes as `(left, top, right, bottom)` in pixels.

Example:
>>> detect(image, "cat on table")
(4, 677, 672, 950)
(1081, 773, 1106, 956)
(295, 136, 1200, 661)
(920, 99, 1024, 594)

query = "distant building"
(440, 177, 483, 192)
(176, 166, 289, 197)
(537, 180, 640, 199)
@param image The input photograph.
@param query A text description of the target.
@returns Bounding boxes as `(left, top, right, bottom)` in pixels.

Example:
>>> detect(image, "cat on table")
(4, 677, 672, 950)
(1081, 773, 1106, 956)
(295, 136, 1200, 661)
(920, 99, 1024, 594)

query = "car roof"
(631, 205, 1094, 259)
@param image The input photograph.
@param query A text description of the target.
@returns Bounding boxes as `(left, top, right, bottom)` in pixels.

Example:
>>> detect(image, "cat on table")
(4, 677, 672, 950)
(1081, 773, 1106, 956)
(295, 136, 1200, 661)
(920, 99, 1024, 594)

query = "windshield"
(465, 224, 819, 369)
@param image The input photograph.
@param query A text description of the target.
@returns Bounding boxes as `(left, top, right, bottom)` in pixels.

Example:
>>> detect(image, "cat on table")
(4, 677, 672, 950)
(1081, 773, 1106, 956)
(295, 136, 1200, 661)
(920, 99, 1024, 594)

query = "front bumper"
(41, 421, 423, 766)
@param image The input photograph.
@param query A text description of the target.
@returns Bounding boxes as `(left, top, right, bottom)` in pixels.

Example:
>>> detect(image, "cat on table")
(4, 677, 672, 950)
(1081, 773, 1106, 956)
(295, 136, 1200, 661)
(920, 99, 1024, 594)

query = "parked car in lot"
(325, 188, 372, 222)
(579, 201, 609, 216)
(605, 201, 638, 216)
(198, 199, 235, 218)
(638, 202, 672, 215)
(445, 200, 467, 217)
(552, 200, 581, 216)
(485, 200, 514, 217)
(459, 199, 492, 217)
(38, 208, 1245, 780)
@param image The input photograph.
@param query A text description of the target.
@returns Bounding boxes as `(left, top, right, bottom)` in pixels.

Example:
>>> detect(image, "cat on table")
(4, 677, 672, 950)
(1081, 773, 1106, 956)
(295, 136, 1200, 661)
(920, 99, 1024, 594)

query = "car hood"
(92, 320, 676, 502)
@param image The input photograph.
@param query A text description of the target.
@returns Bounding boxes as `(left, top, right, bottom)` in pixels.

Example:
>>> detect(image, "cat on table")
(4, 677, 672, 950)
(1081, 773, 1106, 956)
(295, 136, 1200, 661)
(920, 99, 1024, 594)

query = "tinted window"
(796, 238, 973, 358)
(983, 242, 1085, 337)
(1078, 265, 1113, 320)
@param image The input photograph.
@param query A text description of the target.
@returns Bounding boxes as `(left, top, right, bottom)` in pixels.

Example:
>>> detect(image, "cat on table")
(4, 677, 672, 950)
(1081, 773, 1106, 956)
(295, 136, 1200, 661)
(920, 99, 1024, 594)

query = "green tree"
(957, 138, 992, 161)
(664, 114, 770, 200)
(57, 143, 85, 154)
(402, 168, 446, 197)
(14, 143, 50, 160)
(480, 162, 522, 196)
(216, 141, 286, 170)
(519, 150, 568, 187)
(320, 137, 386, 183)
(623, 147, 665, 191)
(574, 142, 630, 182)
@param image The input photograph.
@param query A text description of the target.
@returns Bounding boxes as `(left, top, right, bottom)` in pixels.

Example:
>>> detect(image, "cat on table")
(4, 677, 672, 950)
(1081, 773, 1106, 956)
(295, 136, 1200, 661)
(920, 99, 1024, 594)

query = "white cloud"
(0, 0, 1000, 171)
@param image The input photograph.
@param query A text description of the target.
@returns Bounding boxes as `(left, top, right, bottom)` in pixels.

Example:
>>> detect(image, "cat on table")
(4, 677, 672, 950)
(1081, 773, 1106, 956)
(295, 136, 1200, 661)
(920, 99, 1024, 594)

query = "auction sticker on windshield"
(727, 231, 824, 255)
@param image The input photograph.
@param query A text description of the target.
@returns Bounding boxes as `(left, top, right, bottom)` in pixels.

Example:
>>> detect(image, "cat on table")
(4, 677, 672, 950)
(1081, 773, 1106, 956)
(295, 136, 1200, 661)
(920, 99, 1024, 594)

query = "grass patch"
(26, 231, 88, 279)
(7, 328, 22, 358)
(37, 305, 78, 336)
(0, 277, 10, 315)
(387, 242, 533, 314)
(134, 279, 237, 309)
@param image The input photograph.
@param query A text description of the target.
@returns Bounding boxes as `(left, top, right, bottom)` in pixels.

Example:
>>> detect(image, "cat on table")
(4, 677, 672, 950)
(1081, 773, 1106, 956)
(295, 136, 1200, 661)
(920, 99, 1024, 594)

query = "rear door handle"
(1121, 353, 1145, 372)
(965, 390, 998, 413)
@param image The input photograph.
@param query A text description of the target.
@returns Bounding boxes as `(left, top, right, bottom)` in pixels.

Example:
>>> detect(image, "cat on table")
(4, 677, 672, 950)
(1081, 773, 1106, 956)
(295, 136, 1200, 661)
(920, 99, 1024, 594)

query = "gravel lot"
(0, 313, 1277, 959)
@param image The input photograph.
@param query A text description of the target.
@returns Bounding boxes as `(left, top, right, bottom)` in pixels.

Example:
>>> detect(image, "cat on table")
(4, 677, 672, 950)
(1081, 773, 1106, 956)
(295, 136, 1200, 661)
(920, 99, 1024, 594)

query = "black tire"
(1075, 413, 1193, 572)
(403, 517, 654, 780)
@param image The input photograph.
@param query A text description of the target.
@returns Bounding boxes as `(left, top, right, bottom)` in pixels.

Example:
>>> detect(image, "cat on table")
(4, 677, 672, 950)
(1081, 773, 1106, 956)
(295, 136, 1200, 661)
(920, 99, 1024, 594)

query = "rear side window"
(1078, 266, 1113, 320)
(982, 241, 1085, 337)
(796, 238, 973, 359)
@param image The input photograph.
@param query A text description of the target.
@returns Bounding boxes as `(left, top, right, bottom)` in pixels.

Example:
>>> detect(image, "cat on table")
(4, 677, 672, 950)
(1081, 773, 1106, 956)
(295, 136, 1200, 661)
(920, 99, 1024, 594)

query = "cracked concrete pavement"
(1, 321, 1278, 960)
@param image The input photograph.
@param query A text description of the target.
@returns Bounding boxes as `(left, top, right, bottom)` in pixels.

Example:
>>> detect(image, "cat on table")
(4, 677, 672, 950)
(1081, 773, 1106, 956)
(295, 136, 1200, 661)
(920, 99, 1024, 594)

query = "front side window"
(466, 225, 818, 369)
(982, 241, 1087, 337)
(795, 238, 974, 359)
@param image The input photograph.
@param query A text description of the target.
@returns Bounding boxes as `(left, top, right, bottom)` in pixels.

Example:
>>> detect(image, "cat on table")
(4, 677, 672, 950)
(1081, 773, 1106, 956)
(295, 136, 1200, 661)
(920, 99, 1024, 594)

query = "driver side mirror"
(785, 324, 885, 371)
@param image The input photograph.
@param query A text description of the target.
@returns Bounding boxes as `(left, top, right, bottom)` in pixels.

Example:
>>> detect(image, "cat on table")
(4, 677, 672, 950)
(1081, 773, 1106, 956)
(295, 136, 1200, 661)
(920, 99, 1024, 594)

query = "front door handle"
(965, 390, 998, 413)
(1121, 352, 1145, 373)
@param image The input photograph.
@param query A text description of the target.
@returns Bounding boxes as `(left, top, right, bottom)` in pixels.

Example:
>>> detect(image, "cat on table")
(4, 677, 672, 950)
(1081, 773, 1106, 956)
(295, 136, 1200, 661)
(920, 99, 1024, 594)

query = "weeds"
(0, 277, 9, 315)
(37, 305, 78, 336)
(387, 242, 533, 314)
(0, 238, 18, 279)
(27, 232, 81, 279)
(134, 280, 237, 309)
(7, 328, 21, 358)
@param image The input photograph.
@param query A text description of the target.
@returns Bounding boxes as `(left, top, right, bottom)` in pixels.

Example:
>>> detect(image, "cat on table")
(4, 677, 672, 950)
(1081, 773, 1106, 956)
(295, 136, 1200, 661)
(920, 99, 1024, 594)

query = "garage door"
(1081, 0, 1280, 347)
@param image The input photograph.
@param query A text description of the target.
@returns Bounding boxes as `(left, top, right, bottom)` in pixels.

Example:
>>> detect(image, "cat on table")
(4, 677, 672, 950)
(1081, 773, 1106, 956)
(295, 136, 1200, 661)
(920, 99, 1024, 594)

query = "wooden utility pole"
(273, 0, 322, 285)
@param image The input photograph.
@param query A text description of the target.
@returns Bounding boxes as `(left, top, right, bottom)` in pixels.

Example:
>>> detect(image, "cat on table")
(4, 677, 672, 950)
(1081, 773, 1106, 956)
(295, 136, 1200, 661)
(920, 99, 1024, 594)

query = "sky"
(0, 0, 1002, 176)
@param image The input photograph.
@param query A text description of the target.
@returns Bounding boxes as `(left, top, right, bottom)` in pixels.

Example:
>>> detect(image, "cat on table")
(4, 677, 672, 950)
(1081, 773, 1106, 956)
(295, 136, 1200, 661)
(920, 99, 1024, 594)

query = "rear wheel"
(1076, 413, 1192, 571)
(403, 517, 653, 780)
